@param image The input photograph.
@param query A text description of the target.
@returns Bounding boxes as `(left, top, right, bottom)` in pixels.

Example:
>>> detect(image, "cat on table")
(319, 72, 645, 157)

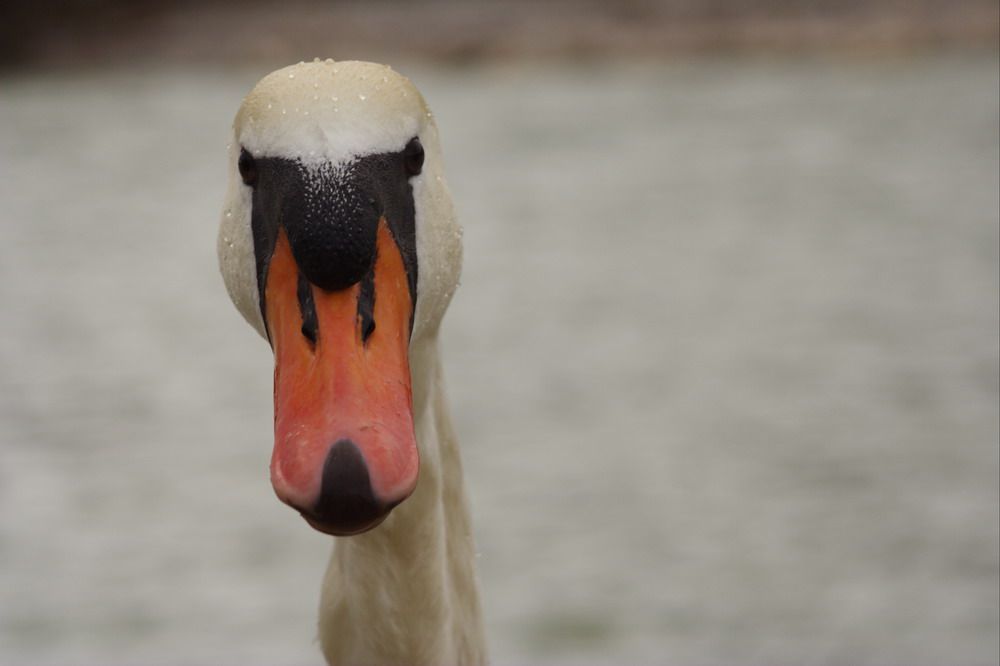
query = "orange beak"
(264, 219, 418, 535)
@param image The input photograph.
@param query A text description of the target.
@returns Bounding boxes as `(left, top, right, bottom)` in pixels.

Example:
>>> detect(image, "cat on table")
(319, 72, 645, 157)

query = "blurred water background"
(1, 1, 998, 664)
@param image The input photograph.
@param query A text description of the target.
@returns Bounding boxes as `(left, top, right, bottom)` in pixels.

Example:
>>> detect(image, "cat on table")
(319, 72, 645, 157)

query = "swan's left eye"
(403, 138, 424, 177)
(238, 148, 258, 187)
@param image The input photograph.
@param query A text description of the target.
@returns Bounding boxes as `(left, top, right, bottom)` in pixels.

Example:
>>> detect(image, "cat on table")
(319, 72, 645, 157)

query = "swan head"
(218, 60, 461, 536)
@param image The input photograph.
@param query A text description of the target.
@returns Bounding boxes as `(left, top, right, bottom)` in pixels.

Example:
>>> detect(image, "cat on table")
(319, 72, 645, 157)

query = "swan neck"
(318, 338, 486, 665)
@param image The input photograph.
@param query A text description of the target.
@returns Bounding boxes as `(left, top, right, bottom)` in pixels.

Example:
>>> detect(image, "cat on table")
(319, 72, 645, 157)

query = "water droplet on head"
(325, 58, 334, 65)
(313, 57, 320, 63)
(288, 73, 295, 79)
(358, 94, 367, 101)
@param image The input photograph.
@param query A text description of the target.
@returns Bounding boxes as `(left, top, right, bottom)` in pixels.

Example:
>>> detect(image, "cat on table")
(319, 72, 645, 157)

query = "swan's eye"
(403, 138, 424, 177)
(238, 149, 258, 187)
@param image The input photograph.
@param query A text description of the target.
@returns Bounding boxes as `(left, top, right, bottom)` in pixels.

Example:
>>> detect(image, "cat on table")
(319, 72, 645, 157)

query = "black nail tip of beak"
(306, 439, 391, 536)
(302, 511, 389, 537)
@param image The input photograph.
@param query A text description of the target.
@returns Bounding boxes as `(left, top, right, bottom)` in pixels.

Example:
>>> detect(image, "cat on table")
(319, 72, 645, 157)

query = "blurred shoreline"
(2, 0, 998, 71)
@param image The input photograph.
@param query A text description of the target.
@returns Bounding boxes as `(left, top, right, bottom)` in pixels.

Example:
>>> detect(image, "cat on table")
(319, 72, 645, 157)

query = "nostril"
(309, 439, 387, 535)
(297, 272, 318, 345)
(358, 270, 376, 344)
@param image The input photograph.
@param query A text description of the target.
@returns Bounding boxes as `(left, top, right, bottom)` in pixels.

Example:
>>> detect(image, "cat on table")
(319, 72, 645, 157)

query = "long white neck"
(317, 337, 487, 665)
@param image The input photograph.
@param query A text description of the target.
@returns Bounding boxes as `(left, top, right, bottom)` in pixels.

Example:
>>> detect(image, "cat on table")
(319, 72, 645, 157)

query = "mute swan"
(218, 60, 487, 665)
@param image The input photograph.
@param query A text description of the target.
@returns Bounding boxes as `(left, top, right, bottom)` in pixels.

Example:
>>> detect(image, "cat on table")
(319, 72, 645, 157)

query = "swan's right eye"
(403, 137, 424, 177)
(238, 149, 258, 187)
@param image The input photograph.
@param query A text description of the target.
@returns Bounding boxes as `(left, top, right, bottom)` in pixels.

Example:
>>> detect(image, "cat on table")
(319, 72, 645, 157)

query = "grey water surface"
(1, 55, 997, 664)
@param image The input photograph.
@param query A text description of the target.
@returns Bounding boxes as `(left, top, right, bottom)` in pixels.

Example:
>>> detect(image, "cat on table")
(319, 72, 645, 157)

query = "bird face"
(218, 61, 462, 535)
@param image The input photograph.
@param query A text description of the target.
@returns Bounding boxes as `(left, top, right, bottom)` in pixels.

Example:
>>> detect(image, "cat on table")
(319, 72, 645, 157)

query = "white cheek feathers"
(218, 155, 264, 337)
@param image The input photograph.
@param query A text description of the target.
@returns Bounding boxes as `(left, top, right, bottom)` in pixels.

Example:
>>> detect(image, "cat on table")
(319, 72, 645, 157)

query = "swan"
(217, 59, 487, 665)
